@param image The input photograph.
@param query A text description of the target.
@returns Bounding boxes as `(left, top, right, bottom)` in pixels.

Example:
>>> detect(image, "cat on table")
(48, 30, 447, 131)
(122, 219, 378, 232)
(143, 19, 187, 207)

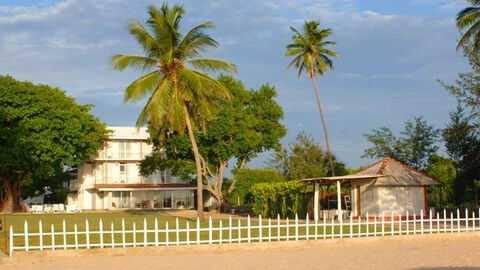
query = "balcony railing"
(93, 151, 145, 160)
(94, 176, 166, 184)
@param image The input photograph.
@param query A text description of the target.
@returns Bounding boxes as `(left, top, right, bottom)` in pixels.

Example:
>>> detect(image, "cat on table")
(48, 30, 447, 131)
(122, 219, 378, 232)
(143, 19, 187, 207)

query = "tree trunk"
(0, 179, 23, 212)
(183, 105, 204, 221)
(311, 76, 336, 177)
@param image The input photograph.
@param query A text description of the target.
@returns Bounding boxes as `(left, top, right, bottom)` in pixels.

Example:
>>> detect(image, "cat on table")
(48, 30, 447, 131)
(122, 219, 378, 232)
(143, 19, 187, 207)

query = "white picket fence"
(9, 208, 480, 257)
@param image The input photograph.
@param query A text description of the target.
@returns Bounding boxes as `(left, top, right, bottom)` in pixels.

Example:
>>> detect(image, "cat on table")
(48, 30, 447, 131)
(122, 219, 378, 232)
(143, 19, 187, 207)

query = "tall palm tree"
(457, 0, 480, 52)
(111, 3, 236, 220)
(285, 21, 338, 176)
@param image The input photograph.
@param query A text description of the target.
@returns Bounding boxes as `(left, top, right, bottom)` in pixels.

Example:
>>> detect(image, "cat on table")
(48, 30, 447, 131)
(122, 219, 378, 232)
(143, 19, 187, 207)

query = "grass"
(1, 211, 395, 255)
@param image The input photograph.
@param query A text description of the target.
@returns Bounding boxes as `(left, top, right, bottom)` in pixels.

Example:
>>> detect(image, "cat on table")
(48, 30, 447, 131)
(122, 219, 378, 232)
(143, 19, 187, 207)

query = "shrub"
(251, 181, 310, 218)
(231, 169, 285, 205)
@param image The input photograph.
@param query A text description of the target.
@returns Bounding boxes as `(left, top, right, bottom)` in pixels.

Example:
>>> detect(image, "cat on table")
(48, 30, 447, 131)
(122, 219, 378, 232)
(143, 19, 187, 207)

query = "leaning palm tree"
(111, 3, 236, 220)
(457, 0, 480, 52)
(285, 21, 338, 176)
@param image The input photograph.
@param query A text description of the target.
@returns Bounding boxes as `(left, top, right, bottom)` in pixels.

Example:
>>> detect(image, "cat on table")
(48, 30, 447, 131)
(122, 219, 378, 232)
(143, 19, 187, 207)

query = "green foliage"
(268, 132, 346, 180)
(140, 75, 286, 207)
(456, 1, 480, 54)
(362, 116, 439, 170)
(426, 155, 456, 207)
(0, 75, 108, 208)
(442, 105, 480, 205)
(285, 21, 338, 78)
(231, 169, 285, 205)
(439, 45, 480, 120)
(251, 181, 308, 218)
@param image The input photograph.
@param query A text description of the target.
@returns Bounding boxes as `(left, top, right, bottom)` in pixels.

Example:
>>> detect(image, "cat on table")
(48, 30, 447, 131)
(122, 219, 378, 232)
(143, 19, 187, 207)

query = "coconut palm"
(111, 3, 236, 220)
(457, 0, 480, 52)
(285, 20, 338, 176)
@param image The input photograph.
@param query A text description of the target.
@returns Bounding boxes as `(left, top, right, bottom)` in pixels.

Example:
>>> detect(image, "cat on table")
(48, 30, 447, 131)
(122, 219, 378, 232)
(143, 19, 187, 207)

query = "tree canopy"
(362, 116, 439, 170)
(140, 75, 286, 210)
(0, 75, 108, 211)
(268, 132, 346, 180)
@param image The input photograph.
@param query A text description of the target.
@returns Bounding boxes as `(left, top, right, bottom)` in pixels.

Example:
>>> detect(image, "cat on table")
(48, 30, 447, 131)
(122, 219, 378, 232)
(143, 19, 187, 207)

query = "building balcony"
(94, 176, 167, 185)
(93, 151, 146, 161)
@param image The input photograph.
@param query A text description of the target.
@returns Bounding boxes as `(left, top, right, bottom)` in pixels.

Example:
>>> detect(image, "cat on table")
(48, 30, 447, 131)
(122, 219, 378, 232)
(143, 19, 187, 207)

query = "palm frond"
(189, 58, 237, 73)
(111, 54, 158, 72)
(127, 20, 158, 56)
(124, 71, 161, 102)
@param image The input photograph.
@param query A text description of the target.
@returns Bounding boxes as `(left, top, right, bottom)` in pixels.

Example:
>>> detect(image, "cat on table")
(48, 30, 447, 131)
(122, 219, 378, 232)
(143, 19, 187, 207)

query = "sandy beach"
(2, 232, 479, 270)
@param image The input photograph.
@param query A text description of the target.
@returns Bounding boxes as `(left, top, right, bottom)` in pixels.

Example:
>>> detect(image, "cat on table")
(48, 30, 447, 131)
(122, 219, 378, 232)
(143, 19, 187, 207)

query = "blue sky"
(0, 0, 470, 170)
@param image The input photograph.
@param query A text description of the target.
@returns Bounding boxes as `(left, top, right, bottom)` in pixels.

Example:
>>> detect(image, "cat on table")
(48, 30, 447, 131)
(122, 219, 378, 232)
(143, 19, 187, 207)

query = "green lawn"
(1, 211, 392, 255)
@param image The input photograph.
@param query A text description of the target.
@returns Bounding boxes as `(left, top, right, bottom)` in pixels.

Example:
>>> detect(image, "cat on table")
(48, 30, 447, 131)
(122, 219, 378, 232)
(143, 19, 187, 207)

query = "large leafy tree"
(0, 75, 108, 212)
(268, 132, 346, 180)
(111, 4, 236, 219)
(425, 155, 456, 208)
(140, 76, 285, 210)
(362, 117, 439, 170)
(442, 105, 480, 205)
(285, 21, 338, 176)
(456, 0, 480, 54)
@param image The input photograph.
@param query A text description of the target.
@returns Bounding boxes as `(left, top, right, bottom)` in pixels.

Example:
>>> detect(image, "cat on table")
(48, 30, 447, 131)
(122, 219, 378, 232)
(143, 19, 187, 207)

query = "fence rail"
(9, 208, 480, 257)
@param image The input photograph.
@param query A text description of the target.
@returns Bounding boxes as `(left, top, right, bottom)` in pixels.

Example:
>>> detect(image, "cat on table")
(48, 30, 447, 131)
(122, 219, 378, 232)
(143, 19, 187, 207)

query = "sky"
(0, 0, 470, 171)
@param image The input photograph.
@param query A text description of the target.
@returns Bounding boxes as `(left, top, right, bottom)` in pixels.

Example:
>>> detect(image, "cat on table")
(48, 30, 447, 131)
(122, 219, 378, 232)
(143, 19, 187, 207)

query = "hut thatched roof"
(354, 158, 440, 186)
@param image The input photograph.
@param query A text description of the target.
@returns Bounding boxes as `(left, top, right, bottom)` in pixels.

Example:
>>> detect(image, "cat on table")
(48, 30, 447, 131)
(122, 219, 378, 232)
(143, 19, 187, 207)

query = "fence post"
(238, 219, 241, 243)
(85, 219, 90, 249)
(154, 217, 158, 246)
(268, 218, 272, 242)
(175, 217, 179, 246)
(121, 218, 126, 248)
(259, 215, 262, 242)
(306, 213, 309, 240)
(165, 221, 169, 246)
(186, 221, 190, 245)
(9, 225, 13, 257)
(99, 219, 104, 248)
(420, 210, 424, 234)
(429, 209, 433, 234)
(391, 212, 394, 236)
(196, 217, 200, 245)
(323, 213, 326, 239)
(330, 217, 334, 239)
(277, 214, 280, 241)
(295, 214, 299, 241)
(443, 209, 447, 233)
(111, 222, 115, 248)
(473, 211, 476, 232)
(24, 221, 30, 252)
(406, 211, 409, 235)
(381, 212, 385, 236)
(339, 213, 343, 239)
(229, 216, 232, 244)
(457, 209, 460, 233)
(38, 220, 41, 251)
(209, 216, 213, 244)
(133, 222, 136, 247)
(74, 223, 78, 249)
(144, 218, 148, 247)
(366, 213, 369, 237)
(219, 220, 223, 244)
(398, 213, 402, 235)
(63, 219, 67, 250)
(286, 217, 290, 241)
(314, 215, 318, 240)
(374, 215, 377, 237)
(247, 215, 251, 243)
(465, 208, 469, 232)
(450, 211, 454, 233)
(413, 213, 417, 234)
(51, 224, 55, 250)
(349, 215, 353, 238)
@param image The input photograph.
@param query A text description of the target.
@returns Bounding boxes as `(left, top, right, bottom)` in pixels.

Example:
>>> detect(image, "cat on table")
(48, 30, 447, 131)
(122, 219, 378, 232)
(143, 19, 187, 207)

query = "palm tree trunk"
(311, 76, 336, 176)
(183, 105, 205, 221)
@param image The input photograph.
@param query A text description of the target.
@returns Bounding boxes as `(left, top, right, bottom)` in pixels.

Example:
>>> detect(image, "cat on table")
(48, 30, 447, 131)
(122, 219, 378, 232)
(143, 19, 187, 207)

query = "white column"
(336, 180, 342, 218)
(314, 182, 320, 221)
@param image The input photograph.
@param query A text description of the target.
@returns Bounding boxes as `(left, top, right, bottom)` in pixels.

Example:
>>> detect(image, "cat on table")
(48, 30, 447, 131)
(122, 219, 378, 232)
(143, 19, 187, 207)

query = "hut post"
(336, 180, 342, 218)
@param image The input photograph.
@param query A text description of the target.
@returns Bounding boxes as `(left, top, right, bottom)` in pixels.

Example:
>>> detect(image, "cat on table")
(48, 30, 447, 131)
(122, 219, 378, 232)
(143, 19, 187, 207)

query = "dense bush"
(231, 169, 285, 205)
(251, 181, 310, 218)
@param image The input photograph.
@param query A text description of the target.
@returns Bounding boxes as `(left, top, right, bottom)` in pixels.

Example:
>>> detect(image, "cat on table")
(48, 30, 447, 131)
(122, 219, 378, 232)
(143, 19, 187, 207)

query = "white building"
(67, 127, 195, 210)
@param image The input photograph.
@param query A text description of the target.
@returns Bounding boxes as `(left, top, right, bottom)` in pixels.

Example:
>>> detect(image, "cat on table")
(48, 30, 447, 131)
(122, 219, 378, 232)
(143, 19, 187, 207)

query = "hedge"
(251, 181, 310, 218)
(231, 169, 285, 205)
